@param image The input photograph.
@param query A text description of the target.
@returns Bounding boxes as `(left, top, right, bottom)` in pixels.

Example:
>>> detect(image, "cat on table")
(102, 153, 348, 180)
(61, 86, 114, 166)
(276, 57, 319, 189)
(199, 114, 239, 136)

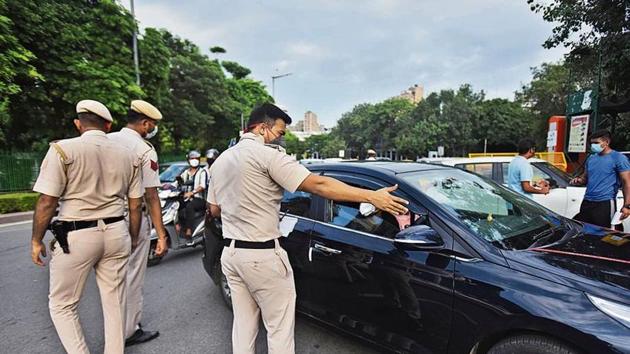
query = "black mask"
(270, 135, 286, 148)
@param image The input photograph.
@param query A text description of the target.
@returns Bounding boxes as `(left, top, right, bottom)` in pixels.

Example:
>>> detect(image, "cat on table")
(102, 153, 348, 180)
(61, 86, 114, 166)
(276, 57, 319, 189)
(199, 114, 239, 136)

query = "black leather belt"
(224, 238, 277, 249)
(61, 216, 125, 232)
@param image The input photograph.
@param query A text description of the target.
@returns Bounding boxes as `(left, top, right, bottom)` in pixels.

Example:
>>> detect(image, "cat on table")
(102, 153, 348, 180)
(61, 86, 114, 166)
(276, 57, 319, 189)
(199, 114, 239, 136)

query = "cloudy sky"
(124, 0, 566, 127)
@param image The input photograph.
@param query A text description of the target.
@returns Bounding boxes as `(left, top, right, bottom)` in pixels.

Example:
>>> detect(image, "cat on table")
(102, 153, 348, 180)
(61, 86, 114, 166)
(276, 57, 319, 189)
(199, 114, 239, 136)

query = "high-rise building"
(396, 84, 424, 104)
(303, 111, 321, 132)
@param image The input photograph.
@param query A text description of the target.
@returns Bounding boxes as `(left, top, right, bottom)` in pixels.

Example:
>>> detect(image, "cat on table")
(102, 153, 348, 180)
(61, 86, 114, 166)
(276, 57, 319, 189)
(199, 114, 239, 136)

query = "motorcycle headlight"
(587, 294, 630, 329)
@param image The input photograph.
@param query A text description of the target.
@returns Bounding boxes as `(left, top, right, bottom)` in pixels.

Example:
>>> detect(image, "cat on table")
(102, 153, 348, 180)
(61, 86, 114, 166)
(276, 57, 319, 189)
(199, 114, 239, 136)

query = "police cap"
(130, 100, 163, 120)
(76, 100, 113, 122)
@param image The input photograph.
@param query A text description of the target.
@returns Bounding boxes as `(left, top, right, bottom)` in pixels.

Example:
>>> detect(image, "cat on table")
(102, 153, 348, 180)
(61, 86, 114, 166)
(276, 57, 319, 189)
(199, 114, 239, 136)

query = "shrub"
(0, 192, 38, 214)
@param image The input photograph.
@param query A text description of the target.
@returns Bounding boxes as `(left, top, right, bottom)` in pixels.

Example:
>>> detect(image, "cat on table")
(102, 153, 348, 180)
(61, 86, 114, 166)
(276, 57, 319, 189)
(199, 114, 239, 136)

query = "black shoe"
(125, 329, 160, 347)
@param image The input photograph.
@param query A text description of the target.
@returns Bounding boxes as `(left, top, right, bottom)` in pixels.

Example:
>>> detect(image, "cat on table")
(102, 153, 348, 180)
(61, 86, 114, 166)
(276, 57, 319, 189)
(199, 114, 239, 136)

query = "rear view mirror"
(394, 225, 443, 250)
(359, 203, 377, 217)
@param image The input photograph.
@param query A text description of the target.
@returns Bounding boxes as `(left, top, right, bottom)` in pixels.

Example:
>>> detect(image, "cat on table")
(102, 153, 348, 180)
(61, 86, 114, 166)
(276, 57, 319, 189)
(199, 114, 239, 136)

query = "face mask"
(590, 143, 604, 154)
(145, 125, 158, 139)
(270, 135, 286, 148)
(189, 159, 200, 167)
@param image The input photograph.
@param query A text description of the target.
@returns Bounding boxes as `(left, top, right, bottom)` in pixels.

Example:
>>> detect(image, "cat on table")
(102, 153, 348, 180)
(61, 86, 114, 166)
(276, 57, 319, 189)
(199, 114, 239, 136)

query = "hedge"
(0, 192, 38, 214)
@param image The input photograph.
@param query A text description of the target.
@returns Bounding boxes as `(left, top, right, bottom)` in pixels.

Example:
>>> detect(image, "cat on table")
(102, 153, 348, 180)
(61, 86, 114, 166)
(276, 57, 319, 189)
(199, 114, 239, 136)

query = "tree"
(5, 0, 141, 149)
(222, 61, 251, 80)
(527, 0, 630, 98)
(284, 131, 305, 158)
(476, 98, 535, 151)
(209, 46, 226, 54)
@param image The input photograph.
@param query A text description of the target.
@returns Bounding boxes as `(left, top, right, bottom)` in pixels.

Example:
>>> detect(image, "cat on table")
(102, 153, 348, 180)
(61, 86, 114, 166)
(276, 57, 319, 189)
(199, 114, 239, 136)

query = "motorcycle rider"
(178, 150, 208, 239)
(205, 148, 220, 176)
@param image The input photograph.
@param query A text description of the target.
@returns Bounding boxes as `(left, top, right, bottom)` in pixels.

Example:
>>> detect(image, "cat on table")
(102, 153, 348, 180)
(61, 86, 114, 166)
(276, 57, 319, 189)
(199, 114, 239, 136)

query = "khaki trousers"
(124, 215, 150, 338)
(221, 239, 296, 354)
(49, 220, 131, 354)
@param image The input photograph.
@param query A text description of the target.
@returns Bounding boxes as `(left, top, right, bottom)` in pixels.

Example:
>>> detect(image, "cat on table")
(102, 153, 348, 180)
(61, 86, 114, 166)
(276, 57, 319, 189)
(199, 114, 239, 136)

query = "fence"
(0, 150, 188, 194)
(0, 153, 44, 193)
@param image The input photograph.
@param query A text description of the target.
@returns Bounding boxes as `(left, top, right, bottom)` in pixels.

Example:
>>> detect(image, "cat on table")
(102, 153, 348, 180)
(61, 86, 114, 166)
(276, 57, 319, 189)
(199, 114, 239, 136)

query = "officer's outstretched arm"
(298, 174, 408, 216)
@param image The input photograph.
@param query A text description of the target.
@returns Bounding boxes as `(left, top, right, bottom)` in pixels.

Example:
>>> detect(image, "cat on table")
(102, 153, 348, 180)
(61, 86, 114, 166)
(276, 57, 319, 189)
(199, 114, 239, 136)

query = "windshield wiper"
(528, 222, 566, 249)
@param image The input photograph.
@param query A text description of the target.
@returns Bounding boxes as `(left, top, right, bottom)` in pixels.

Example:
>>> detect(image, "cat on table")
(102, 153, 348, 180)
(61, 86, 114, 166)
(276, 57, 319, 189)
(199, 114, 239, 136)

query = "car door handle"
(313, 243, 342, 255)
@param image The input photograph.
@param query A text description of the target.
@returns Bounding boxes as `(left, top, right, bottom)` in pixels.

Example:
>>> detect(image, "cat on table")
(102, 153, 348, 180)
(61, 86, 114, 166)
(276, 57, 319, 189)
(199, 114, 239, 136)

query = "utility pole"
(271, 72, 292, 100)
(130, 0, 140, 86)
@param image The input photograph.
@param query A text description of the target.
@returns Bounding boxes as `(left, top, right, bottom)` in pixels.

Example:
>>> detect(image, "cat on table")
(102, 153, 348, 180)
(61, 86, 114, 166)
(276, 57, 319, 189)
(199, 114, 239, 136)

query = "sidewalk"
(0, 211, 33, 224)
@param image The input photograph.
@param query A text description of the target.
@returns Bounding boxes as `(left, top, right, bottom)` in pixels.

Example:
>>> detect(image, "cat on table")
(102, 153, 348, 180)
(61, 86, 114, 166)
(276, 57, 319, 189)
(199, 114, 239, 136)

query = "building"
(396, 84, 424, 104)
(303, 111, 321, 132)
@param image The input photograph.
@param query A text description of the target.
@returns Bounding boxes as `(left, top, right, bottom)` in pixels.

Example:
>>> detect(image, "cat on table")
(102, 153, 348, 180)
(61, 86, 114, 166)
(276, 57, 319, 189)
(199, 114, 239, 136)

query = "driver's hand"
(369, 185, 409, 216)
(621, 207, 630, 220)
(570, 177, 584, 186)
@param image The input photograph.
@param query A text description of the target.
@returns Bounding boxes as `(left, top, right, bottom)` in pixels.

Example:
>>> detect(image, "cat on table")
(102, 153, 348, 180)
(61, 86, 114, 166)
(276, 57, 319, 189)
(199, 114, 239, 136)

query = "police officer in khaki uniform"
(108, 100, 168, 346)
(30, 100, 144, 354)
(207, 103, 408, 354)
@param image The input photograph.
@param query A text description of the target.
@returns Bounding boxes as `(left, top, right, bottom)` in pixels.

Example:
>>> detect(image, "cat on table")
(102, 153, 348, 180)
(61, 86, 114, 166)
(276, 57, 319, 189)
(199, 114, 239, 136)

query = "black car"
(202, 162, 630, 354)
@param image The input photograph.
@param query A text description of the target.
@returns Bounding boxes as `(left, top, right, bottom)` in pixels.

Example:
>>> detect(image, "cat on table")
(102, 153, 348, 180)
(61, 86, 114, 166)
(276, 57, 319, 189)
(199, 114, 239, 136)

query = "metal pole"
(271, 72, 292, 100)
(240, 112, 244, 132)
(131, 0, 140, 86)
(592, 45, 603, 131)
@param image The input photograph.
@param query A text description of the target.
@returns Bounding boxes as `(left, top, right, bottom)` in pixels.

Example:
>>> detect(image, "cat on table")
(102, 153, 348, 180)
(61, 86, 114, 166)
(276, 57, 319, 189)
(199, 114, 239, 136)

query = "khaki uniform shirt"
(108, 127, 161, 189)
(33, 130, 143, 221)
(207, 133, 311, 241)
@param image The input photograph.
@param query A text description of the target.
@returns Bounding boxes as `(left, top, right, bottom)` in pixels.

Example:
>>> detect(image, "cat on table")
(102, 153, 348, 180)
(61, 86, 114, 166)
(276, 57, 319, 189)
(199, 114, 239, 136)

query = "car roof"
(427, 156, 547, 165)
(307, 161, 452, 175)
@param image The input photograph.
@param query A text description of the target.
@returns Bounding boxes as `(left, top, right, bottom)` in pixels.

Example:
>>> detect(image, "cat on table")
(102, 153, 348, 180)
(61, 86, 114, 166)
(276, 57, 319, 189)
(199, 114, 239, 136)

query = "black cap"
(247, 103, 292, 128)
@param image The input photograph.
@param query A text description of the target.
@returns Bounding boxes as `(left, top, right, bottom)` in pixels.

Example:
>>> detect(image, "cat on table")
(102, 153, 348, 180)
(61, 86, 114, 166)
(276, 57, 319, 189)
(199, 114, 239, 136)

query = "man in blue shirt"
(508, 139, 550, 197)
(571, 130, 630, 228)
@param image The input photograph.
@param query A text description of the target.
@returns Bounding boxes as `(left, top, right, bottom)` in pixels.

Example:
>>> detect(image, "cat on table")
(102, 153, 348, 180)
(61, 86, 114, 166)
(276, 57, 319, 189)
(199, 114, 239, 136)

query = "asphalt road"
(0, 222, 377, 354)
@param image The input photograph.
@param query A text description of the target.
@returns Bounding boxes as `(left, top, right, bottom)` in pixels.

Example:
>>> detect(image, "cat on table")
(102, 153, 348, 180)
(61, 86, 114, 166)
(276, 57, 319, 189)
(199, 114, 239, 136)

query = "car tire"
(220, 269, 233, 310)
(147, 239, 163, 267)
(488, 334, 578, 354)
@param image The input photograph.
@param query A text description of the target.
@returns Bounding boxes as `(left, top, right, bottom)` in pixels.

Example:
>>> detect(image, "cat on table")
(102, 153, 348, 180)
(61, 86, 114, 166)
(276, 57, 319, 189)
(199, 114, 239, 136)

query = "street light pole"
(130, 0, 140, 86)
(271, 72, 292, 100)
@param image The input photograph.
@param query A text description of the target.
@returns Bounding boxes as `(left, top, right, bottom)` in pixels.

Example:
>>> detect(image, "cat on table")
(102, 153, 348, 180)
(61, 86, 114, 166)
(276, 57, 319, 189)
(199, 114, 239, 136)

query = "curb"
(0, 211, 34, 224)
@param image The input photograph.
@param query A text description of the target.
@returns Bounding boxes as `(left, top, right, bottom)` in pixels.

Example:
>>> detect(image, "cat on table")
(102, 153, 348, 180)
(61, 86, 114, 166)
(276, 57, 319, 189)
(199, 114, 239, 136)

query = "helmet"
(186, 150, 201, 159)
(205, 148, 220, 160)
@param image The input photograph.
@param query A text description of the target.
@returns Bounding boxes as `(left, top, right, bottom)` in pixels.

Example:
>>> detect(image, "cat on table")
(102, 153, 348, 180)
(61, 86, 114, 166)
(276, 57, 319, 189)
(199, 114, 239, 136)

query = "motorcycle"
(147, 176, 205, 266)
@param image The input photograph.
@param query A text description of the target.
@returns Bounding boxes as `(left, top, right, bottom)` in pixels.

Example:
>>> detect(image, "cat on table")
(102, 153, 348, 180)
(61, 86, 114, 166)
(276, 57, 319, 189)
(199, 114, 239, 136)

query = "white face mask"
(145, 125, 158, 139)
(189, 159, 200, 167)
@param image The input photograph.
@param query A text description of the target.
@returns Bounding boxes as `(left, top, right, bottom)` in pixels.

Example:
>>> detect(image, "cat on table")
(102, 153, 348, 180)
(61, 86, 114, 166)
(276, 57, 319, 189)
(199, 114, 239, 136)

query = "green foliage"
(222, 61, 251, 80)
(210, 46, 226, 54)
(0, 192, 37, 213)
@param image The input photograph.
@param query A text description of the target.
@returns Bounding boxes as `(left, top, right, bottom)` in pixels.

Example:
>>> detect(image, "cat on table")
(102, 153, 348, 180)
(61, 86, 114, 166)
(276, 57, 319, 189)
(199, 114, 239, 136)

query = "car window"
(281, 190, 312, 218)
(501, 162, 554, 185)
(531, 165, 552, 183)
(456, 163, 493, 179)
(328, 201, 401, 239)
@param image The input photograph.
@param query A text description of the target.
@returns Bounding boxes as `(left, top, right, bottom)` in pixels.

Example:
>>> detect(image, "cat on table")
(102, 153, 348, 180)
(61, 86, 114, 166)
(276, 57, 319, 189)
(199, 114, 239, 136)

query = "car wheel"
(488, 334, 578, 354)
(220, 270, 233, 310)
(147, 239, 163, 267)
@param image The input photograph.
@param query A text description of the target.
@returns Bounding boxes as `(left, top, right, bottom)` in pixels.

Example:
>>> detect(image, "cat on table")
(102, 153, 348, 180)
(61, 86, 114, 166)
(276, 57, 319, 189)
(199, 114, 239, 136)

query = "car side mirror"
(394, 225, 444, 250)
(359, 203, 377, 217)
(547, 178, 559, 189)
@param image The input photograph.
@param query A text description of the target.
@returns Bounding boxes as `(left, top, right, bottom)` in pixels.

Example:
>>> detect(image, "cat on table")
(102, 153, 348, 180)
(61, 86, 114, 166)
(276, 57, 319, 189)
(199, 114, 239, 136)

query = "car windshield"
(400, 168, 566, 250)
(160, 164, 187, 183)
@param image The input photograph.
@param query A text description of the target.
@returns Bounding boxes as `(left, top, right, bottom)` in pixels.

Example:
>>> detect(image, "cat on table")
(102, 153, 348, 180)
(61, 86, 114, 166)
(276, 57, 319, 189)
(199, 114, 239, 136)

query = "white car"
(420, 156, 629, 230)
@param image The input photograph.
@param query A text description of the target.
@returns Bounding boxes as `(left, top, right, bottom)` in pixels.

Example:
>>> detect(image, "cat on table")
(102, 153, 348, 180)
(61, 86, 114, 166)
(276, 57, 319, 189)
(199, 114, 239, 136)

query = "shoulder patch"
(150, 160, 158, 171)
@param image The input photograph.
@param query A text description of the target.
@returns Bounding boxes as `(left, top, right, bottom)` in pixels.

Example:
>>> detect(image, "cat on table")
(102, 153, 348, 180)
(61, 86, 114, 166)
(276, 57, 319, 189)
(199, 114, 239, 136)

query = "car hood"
(503, 224, 630, 303)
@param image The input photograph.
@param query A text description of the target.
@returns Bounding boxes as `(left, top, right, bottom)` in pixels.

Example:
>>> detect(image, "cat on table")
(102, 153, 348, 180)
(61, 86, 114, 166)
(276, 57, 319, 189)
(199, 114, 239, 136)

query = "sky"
(123, 0, 567, 127)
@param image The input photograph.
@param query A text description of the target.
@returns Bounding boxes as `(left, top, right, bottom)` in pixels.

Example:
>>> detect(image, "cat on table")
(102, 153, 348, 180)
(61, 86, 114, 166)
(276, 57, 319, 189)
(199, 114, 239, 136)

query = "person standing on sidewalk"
(206, 103, 408, 354)
(30, 100, 143, 354)
(570, 130, 630, 228)
(108, 100, 168, 346)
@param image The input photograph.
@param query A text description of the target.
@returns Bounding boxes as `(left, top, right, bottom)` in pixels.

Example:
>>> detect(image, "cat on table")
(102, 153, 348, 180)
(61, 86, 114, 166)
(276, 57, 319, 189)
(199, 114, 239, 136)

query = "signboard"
(567, 115, 589, 153)
(437, 146, 445, 157)
(567, 89, 596, 115)
(338, 150, 345, 158)
(546, 130, 557, 148)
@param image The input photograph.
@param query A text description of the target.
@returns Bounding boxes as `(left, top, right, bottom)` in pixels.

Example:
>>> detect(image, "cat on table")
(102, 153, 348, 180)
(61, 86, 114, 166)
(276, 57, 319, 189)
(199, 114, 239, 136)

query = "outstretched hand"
(369, 185, 409, 216)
